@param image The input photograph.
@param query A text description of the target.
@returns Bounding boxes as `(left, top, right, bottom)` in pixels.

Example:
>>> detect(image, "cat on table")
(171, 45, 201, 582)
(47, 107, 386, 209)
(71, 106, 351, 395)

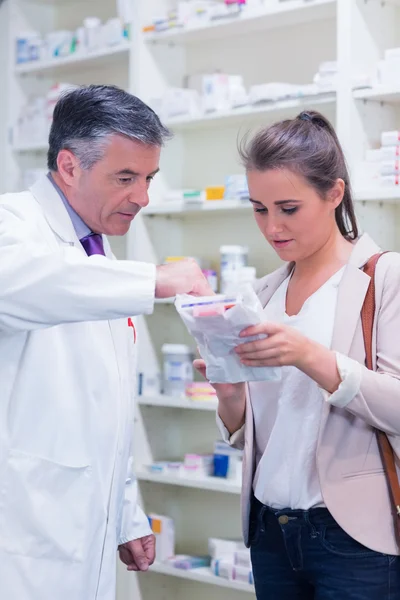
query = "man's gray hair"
(47, 85, 171, 171)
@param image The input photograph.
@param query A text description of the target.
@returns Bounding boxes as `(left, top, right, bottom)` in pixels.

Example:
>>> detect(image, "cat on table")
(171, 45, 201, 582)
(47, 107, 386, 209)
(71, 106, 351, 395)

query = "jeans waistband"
(253, 496, 336, 527)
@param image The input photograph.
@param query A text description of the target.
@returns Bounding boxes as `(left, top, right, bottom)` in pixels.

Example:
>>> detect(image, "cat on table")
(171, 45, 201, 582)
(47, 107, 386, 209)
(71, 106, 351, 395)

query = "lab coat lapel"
(30, 174, 110, 256)
(30, 175, 82, 246)
(102, 236, 116, 260)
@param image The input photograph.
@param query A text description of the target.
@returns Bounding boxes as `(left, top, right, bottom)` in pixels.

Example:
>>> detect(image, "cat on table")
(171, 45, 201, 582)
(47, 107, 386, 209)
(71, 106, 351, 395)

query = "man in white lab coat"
(0, 85, 211, 600)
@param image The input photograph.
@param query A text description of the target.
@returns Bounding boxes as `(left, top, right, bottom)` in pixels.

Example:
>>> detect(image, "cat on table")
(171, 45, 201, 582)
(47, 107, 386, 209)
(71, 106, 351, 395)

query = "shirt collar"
(47, 172, 91, 240)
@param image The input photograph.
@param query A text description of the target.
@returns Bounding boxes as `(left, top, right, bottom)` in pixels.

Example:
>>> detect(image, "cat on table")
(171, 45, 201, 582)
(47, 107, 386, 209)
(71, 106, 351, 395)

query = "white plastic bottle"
(219, 245, 248, 293)
(161, 344, 193, 397)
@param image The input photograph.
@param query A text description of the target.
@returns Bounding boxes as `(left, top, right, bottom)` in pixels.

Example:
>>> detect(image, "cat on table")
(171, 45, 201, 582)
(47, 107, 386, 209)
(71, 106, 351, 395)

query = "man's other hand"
(118, 534, 156, 572)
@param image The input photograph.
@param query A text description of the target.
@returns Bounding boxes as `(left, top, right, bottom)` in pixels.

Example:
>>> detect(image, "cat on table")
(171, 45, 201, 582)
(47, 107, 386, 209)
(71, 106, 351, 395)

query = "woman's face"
(247, 167, 344, 263)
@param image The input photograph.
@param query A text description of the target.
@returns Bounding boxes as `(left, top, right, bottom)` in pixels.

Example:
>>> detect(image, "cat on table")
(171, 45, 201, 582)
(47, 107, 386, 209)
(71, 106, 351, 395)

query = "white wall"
(0, 0, 10, 194)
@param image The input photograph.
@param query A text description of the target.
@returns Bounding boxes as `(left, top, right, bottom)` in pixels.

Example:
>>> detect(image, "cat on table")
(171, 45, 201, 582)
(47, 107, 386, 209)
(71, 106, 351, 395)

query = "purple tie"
(80, 233, 105, 257)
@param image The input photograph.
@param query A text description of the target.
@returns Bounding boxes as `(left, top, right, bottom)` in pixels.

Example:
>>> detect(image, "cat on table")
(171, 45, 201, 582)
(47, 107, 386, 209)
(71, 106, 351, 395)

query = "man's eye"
(119, 178, 134, 184)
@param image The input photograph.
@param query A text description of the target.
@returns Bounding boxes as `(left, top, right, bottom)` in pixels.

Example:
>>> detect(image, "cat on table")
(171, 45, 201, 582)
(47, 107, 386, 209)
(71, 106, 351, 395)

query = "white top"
(252, 267, 345, 509)
(216, 265, 364, 506)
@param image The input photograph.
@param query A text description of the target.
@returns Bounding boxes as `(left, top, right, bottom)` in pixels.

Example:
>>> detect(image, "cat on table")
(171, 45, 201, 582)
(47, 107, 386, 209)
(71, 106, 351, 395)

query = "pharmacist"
(0, 85, 212, 600)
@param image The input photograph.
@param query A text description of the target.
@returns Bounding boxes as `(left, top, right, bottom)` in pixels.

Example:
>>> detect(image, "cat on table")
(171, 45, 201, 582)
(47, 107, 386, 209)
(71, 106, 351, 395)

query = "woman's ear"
(327, 178, 345, 209)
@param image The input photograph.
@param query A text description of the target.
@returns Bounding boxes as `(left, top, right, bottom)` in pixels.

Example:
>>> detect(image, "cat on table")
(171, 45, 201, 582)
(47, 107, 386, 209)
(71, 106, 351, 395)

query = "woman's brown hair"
(240, 111, 358, 240)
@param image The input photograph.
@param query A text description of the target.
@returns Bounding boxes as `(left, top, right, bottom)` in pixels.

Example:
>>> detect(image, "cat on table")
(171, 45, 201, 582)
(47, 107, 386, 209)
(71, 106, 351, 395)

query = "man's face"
(67, 135, 161, 235)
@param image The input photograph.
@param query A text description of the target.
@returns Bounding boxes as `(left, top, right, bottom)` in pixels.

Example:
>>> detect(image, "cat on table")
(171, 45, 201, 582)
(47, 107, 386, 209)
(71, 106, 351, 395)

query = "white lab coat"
(0, 175, 156, 600)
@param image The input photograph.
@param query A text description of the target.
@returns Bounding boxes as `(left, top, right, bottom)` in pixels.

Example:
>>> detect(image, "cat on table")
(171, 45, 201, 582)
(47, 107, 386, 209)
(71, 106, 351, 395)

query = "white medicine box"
(148, 514, 175, 562)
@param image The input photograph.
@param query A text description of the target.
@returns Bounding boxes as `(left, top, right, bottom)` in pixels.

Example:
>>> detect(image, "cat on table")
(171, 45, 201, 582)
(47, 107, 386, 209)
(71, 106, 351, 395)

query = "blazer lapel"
(331, 233, 382, 355)
(256, 263, 293, 307)
(330, 264, 370, 355)
(319, 233, 382, 434)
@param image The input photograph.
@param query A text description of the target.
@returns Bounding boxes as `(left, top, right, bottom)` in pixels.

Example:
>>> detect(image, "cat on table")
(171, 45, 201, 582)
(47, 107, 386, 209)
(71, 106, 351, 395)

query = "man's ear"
(56, 150, 81, 188)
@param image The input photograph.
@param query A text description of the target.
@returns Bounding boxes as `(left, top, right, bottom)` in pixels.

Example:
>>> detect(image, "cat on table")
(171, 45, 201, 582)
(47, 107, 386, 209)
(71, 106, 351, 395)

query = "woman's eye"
(282, 207, 298, 215)
(254, 207, 267, 214)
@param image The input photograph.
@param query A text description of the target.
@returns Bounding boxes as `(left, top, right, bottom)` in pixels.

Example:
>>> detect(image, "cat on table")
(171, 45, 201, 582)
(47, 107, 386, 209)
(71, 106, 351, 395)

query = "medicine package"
(175, 285, 281, 384)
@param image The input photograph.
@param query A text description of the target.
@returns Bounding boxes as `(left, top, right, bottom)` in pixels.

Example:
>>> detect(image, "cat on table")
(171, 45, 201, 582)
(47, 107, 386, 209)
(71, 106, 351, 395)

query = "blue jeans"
(250, 497, 400, 600)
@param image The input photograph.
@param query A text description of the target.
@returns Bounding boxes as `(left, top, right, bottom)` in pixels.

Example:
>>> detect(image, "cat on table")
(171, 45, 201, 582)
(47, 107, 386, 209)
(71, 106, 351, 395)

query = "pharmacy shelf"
(137, 471, 241, 495)
(144, 0, 336, 44)
(355, 188, 400, 203)
(353, 86, 400, 104)
(149, 563, 254, 594)
(144, 186, 400, 216)
(164, 93, 336, 131)
(12, 94, 335, 153)
(138, 394, 217, 411)
(143, 199, 251, 216)
(15, 43, 130, 76)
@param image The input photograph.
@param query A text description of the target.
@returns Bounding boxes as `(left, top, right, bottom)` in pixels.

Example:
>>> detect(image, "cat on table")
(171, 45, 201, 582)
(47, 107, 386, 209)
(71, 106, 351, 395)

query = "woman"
(195, 111, 400, 598)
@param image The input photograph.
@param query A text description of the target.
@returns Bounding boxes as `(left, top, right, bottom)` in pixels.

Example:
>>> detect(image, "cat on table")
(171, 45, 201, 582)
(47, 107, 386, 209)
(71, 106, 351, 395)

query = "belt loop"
(304, 511, 318, 539)
(258, 503, 267, 534)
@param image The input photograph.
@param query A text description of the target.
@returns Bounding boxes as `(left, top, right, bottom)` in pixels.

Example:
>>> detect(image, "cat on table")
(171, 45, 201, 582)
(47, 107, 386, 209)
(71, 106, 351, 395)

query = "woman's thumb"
(193, 359, 207, 378)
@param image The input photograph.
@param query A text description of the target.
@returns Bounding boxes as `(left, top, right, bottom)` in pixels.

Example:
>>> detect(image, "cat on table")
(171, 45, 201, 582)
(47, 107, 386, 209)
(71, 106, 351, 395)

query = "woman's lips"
(272, 239, 293, 249)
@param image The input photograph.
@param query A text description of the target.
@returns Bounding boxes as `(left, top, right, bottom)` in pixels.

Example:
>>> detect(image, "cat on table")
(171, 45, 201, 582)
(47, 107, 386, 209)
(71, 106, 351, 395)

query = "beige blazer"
(233, 233, 400, 555)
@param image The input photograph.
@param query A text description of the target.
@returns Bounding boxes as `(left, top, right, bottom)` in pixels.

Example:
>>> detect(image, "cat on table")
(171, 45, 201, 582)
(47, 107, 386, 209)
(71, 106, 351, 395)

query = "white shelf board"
(137, 471, 241, 494)
(165, 94, 336, 131)
(22, 0, 98, 3)
(355, 188, 400, 203)
(155, 297, 175, 304)
(149, 563, 254, 594)
(144, 0, 336, 44)
(144, 199, 251, 216)
(15, 43, 130, 76)
(13, 141, 48, 153)
(353, 86, 400, 104)
(138, 394, 218, 411)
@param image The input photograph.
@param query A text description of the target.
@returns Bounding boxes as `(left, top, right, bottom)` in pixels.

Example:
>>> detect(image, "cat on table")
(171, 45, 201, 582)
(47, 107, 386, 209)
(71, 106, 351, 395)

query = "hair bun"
(298, 111, 327, 129)
(298, 112, 312, 123)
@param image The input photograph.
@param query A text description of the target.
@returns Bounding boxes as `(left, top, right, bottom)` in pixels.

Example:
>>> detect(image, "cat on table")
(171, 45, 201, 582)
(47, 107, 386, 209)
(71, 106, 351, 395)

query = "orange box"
(205, 186, 225, 201)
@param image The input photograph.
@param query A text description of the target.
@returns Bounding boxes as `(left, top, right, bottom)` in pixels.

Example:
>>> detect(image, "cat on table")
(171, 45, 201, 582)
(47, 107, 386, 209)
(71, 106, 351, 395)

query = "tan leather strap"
(361, 252, 400, 549)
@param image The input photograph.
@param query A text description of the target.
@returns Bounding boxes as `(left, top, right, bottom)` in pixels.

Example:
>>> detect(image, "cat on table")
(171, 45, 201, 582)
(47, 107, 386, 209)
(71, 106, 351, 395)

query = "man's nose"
(128, 185, 150, 208)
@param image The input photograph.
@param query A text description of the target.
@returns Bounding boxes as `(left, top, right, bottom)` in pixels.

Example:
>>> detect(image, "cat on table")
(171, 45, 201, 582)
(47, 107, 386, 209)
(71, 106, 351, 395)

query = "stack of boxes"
(209, 537, 253, 585)
(355, 131, 400, 190)
(377, 48, 400, 87)
(143, 1, 264, 34)
(380, 131, 400, 186)
(146, 441, 243, 483)
(149, 61, 337, 124)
